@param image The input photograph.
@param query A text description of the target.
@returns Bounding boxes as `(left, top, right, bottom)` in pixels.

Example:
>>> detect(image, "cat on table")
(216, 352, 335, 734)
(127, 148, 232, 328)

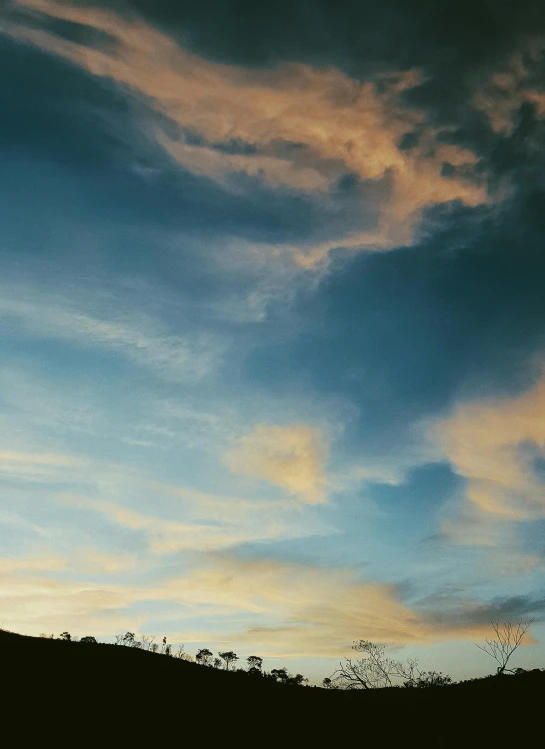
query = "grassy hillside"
(2, 628, 543, 747)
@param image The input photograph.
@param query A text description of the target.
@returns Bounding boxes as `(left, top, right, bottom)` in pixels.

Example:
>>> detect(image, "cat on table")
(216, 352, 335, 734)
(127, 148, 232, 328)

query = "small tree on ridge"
(218, 651, 239, 671)
(476, 618, 534, 675)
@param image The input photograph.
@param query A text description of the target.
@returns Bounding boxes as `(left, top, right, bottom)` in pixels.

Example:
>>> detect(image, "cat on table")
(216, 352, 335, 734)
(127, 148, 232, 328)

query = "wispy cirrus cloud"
(57, 477, 332, 554)
(0, 554, 67, 574)
(1, 0, 488, 266)
(0, 287, 224, 382)
(0, 449, 87, 485)
(2, 553, 526, 658)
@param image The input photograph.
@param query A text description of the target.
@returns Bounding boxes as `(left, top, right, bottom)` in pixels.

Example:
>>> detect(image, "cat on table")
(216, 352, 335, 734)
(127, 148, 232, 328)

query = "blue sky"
(1, 0, 545, 682)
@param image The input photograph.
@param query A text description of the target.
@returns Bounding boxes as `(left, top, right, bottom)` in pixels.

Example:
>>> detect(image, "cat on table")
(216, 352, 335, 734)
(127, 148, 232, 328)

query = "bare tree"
(328, 640, 426, 689)
(139, 634, 156, 651)
(174, 644, 193, 661)
(476, 618, 534, 675)
(115, 631, 140, 648)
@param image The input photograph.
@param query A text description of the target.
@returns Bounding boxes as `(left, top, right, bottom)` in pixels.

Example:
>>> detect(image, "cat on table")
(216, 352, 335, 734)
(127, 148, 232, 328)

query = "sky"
(1, 0, 545, 683)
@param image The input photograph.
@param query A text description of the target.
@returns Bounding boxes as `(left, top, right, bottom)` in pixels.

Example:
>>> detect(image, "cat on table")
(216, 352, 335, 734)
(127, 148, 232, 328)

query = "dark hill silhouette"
(2, 628, 543, 747)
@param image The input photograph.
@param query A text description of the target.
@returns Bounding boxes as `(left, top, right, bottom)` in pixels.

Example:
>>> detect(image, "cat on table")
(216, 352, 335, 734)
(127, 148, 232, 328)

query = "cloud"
(476, 550, 543, 579)
(58, 479, 331, 553)
(421, 589, 545, 635)
(0, 450, 85, 483)
(74, 548, 136, 573)
(0, 573, 138, 637)
(439, 502, 512, 547)
(431, 373, 545, 522)
(0, 555, 67, 573)
(1, 0, 487, 265)
(0, 287, 223, 382)
(224, 424, 329, 504)
(473, 39, 545, 136)
(0, 553, 501, 656)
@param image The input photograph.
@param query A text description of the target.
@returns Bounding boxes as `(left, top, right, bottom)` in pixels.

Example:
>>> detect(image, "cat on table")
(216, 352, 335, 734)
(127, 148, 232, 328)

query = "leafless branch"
(476, 617, 534, 674)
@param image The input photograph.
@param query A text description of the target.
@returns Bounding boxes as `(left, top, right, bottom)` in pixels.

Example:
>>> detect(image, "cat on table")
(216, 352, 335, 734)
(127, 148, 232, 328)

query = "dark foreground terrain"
(2, 629, 543, 748)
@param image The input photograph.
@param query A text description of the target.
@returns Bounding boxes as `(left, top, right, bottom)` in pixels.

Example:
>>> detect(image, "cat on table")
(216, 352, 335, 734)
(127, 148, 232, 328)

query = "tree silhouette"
(270, 667, 308, 686)
(271, 667, 289, 683)
(140, 634, 156, 651)
(286, 673, 308, 686)
(58, 632, 71, 641)
(328, 640, 433, 689)
(174, 645, 192, 661)
(218, 651, 239, 671)
(476, 618, 535, 675)
(247, 655, 263, 675)
(80, 636, 97, 644)
(195, 648, 213, 666)
(116, 632, 139, 647)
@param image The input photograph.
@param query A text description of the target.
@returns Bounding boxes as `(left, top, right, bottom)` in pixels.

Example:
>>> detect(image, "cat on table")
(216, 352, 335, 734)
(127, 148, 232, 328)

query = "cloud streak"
(1, 554, 513, 657)
(0, 287, 223, 382)
(57, 477, 331, 553)
(0, 450, 86, 484)
(1, 0, 488, 265)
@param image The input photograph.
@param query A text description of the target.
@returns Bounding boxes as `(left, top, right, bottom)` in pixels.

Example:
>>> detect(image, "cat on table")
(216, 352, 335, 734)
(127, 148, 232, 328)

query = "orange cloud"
(2, 0, 487, 264)
(0, 573, 139, 637)
(224, 424, 329, 503)
(473, 39, 545, 136)
(431, 374, 545, 522)
(0, 555, 494, 656)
